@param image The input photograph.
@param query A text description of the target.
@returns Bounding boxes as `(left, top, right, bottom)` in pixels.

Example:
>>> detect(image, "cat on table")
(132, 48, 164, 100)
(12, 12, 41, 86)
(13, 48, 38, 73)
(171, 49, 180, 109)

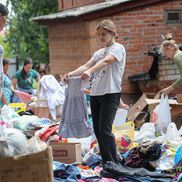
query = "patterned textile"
(0, 74, 12, 107)
(59, 77, 93, 138)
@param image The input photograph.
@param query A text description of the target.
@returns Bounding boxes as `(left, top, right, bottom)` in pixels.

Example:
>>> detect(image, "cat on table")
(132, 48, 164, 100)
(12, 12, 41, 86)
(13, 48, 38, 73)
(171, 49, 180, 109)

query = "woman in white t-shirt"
(64, 19, 128, 165)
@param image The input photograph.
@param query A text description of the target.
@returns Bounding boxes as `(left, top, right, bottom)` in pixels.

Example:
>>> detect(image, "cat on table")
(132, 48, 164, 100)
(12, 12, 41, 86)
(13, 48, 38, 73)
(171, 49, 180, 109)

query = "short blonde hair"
(96, 19, 118, 37)
(160, 39, 178, 54)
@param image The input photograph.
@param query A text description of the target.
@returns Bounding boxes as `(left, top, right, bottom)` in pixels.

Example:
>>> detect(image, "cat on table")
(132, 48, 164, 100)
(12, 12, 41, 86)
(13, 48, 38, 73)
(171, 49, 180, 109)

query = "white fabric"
(39, 75, 65, 120)
(90, 42, 126, 96)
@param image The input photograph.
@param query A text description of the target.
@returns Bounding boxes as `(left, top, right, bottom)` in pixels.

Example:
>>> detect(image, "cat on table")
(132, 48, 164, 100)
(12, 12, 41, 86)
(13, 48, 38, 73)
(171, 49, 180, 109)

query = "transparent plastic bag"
(113, 121, 134, 153)
(134, 123, 156, 143)
(152, 94, 171, 134)
(165, 122, 181, 142)
(0, 128, 28, 157)
(0, 105, 20, 128)
(27, 137, 47, 154)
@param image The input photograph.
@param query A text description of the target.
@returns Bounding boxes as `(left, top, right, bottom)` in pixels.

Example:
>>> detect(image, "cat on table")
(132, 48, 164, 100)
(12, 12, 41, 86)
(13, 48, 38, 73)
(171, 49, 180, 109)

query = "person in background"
(12, 58, 40, 101)
(64, 19, 128, 165)
(0, 58, 12, 107)
(159, 34, 182, 95)
(0, 3, 8, 103)
(39, 68, 46, 78)
(32, 62, 40, 73)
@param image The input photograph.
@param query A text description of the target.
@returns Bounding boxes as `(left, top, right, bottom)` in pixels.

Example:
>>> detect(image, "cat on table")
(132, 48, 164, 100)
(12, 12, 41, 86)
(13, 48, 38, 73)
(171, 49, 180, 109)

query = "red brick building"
(33, 0, 182, 95)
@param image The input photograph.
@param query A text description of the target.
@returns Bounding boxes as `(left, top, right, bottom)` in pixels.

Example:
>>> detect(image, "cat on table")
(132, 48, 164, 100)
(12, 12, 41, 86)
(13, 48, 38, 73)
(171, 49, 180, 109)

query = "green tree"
(6, 0, 57, 64)
(0, 33, 13, 58)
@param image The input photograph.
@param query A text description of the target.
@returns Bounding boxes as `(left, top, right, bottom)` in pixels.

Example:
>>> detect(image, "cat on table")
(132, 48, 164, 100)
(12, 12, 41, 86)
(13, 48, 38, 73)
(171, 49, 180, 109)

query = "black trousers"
(90, 93, 121, 164)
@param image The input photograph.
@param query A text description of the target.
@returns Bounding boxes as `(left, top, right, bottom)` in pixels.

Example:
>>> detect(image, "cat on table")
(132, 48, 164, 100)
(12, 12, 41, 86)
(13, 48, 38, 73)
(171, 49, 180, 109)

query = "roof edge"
(32, 0, 171, 25)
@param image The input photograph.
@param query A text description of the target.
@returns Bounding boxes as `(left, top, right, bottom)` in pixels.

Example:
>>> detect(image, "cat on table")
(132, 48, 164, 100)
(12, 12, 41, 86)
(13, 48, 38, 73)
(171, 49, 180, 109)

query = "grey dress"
(59, 77, 93, 138)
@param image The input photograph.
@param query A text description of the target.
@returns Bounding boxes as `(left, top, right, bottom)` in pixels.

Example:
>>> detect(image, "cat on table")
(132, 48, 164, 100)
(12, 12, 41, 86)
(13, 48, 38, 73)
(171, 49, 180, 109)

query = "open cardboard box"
(127, 93, 182, 129)
(0, 146, 53, 182)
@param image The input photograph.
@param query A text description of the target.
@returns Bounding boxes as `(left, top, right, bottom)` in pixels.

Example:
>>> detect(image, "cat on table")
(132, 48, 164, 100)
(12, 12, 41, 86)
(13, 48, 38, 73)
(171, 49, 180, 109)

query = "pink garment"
(99, 178, 118, 182)
(0, 121, 9, 128)
(15, 90, 32, 103)
(94, 166, 103, 175)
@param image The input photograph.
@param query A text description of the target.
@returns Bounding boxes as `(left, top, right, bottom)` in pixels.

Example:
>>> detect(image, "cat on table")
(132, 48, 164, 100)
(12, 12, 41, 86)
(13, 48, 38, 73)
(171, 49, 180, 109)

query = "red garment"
(39, 125, 59, 141)
(15, 90, 32, 103)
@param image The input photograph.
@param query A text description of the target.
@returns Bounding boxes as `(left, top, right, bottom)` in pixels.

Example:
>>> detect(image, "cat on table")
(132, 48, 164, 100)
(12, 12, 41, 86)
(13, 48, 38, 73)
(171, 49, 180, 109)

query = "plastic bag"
(134, 123, 156, 143)
(9, 102, 26, 114)
(113, 108, 128, 127)
(113, 121, 134, 153)
(165, 122, 181, 142)
(0, 128, 28, 157)
(152, 94, 171, 134)
(0, 105, 20, 128)
(27, 137, 47, 154)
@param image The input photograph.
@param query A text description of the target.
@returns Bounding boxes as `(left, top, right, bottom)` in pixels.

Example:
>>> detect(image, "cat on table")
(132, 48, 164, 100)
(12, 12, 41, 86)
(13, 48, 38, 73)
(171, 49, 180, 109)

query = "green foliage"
(0, 33, 13, 58)
(6, 0, 57, 63)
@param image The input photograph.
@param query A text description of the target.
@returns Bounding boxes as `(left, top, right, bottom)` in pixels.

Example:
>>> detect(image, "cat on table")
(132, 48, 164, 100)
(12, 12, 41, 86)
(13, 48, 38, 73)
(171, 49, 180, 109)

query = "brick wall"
(50, 0, 182, 94)
(58, 0, 104, 11)
(112, 0, 182, 93)
(137, 57, 182, 94)
(49, 22, 91, 77)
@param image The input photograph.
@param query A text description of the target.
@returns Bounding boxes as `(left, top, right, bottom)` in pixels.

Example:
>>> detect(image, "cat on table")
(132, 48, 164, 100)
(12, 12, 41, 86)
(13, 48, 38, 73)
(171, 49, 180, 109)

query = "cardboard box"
(50, 142, 82, 164)
(0, 146, 54, 182)
(127, 93, 182, 129)
(33, 107, 52, 119)
(32, 105, 61, 121)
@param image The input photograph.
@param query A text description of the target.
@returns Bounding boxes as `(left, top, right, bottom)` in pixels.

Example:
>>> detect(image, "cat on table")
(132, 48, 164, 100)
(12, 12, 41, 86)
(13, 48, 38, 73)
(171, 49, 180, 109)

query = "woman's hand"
(81, 70, 91, 81)
(118, 99, 129, 110)
(63, 72, 72, 82)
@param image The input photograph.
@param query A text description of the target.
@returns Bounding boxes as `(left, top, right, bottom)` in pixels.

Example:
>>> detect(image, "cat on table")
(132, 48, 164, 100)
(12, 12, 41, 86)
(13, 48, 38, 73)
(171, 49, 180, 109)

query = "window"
(165, 10, 182, 24)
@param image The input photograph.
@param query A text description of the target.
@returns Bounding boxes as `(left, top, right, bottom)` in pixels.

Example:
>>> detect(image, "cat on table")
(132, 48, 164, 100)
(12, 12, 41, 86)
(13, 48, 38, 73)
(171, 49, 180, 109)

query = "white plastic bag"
(152, 94, 171, 134)
(165, 122, 181, 142)
(0, 105, 20, 128)
(0, 128, 28, 157)
(134, 123, 156, 143)
(113, 108, 128, 127)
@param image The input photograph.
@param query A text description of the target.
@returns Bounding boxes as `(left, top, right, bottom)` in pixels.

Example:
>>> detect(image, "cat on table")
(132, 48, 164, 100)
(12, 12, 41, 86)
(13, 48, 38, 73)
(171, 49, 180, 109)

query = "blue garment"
(85, 154, 102, 169)
(0, 74, 12, 107)
(53, 161, 81, 181)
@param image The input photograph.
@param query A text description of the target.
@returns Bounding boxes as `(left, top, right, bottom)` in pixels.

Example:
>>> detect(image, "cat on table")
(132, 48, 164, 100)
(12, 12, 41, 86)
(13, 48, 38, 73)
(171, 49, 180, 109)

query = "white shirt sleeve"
(108, 45, 125, 62)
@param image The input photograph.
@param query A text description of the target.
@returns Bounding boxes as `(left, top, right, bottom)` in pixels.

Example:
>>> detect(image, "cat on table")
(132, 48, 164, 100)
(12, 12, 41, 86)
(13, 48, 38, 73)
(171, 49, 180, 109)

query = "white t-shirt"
(90, 42, 126, 96)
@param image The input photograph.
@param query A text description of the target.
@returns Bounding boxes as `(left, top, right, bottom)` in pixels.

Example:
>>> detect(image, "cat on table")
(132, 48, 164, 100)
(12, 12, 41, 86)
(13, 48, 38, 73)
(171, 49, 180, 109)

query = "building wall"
(50, 0, 182, 93)
(58, 0, 104, 11)
(49, 22, 92, 77)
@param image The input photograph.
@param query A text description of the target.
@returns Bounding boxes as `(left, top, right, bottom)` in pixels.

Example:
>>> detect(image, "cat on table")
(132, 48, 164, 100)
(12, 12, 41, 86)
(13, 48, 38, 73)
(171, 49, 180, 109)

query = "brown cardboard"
(49, 142, 82, 164)
(33, 107, 52, 119)
(127, 94, 148, 121)
(0, 146, 53, 182)
(32, 105, 61, 121)
(128, 93, 182, 129)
